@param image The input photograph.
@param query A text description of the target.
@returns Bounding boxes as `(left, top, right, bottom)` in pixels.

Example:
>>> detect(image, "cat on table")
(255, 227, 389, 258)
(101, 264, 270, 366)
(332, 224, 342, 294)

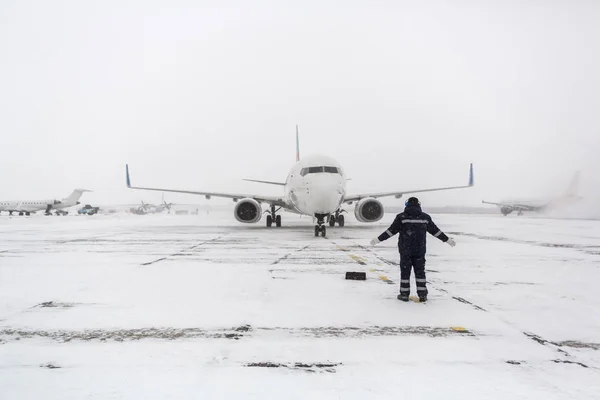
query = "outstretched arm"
(370, 215, 401, 245)
(426, 218, 448, 242)
(427, 217, 456, 247)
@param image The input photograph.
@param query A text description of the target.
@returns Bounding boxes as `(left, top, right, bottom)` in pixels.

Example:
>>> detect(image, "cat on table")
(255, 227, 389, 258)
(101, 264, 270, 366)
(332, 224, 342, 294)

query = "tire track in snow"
(140, 233, 230, 266)
(346, 240, 597, 370)
(0, 325, 474, 343)
(448, 231, 600, 256)
(270, 244, 311, 266)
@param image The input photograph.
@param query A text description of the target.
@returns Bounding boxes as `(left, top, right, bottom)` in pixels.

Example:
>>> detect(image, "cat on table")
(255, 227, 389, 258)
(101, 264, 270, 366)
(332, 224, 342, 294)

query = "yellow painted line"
(451, 326, 468, 333)
(335, 245, 369, 266)
(379, 275, 394, 284)
(349, 254, 367, 265)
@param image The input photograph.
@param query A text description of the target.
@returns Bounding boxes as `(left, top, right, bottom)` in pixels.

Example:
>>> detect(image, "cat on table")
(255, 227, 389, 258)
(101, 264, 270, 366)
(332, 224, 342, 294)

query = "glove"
(370, 238, 380, 246)
(446, 237, 456, 247)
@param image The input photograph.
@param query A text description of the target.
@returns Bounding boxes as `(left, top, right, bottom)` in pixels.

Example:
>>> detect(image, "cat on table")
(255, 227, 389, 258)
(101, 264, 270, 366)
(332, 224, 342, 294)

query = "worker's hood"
(404, 204, 422, 216)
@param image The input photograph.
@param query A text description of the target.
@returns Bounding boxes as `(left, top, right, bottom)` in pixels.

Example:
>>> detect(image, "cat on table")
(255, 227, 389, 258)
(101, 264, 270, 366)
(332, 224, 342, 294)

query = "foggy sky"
(1, 1, 599, 212)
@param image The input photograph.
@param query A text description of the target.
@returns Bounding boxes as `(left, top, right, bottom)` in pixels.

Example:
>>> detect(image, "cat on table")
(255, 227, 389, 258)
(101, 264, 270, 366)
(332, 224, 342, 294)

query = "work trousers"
(399, 253, 427, 296)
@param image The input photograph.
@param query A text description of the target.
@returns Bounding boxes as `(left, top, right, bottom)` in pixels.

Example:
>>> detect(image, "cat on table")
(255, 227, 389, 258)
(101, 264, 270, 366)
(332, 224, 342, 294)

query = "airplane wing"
(345, 163, 474, 203)
(125, 165, 289, 208)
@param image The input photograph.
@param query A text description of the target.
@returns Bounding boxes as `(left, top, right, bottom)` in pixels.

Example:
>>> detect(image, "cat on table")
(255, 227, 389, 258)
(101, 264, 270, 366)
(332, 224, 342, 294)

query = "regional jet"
(0, 189, 91, 216)
(482, 171, 581, 216)
(125, 128, 473, 236)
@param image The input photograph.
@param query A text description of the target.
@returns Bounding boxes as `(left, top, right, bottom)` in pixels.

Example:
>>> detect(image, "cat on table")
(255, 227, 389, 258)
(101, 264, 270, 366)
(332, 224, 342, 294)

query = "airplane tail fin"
(563, 171, 580, 197)
(546, 171, 582, 210)
(63, 189, 92, 204)
(296, 125, 300, 162)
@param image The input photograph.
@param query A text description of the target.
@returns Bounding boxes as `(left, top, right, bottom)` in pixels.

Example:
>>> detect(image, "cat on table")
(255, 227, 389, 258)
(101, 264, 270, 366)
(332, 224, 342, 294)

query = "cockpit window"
(300, 166, 341, 176)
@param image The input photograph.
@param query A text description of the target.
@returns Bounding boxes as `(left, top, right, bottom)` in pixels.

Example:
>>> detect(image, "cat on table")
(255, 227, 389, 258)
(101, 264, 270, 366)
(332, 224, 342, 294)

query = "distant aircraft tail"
(62, 189, 92, 205)
(243, 126, 299, 184)
(546, 171, 582, 210)
(563, 171, 580, 197)
(296, 125, 300, 162)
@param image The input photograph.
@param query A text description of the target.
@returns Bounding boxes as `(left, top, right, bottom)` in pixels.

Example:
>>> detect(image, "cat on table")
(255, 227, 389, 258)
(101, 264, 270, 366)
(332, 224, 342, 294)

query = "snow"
(1, 212, 599, 399)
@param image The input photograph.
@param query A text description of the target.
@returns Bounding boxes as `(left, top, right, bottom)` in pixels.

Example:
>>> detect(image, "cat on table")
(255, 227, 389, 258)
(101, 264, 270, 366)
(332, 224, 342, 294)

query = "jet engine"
(500, 206, 513, 216)
(234, 198, 262, 223)
(354, 198, 384, 223)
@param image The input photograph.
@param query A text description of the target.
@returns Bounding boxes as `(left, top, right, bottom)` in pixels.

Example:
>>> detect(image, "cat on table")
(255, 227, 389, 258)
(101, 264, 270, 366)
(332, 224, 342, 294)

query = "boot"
(397, 294, 409, 302)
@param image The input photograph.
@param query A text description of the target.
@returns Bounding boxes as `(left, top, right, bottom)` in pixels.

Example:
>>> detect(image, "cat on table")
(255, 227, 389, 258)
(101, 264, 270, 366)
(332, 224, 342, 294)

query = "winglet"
(468, 163, 474, 187)
(296, 125, 300, 162)
(126, 164, 131, 188)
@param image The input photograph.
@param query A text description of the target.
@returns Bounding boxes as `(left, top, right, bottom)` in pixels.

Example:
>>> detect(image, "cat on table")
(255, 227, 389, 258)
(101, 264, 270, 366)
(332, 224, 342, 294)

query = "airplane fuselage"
(0, 189, 90, 215)
(283, 155, 346, 217)
(0, 200, 55, 213)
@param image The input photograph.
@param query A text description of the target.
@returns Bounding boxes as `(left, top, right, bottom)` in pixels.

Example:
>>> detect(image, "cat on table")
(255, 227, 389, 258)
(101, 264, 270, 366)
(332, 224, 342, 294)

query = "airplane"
(482, 171, 581, 216)
(128, 201, 154, 215)
(154, 194, 174, 213)
(0, 189, 92, 216)
(128, 195, 174, 215)
(125, 128, 474, 236)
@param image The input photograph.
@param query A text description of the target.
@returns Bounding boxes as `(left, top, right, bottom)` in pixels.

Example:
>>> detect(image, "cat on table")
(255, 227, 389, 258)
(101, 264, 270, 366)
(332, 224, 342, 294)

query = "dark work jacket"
(377, 204, 449, 255)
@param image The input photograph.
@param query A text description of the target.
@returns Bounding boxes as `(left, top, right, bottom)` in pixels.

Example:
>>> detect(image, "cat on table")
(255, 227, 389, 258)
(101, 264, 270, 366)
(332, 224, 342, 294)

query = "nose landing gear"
(314, 214, 327, 237)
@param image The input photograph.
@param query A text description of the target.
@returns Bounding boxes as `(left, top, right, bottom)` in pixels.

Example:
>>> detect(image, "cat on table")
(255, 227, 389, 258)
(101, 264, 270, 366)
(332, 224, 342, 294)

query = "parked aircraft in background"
(128, 195, 174, 215)
(0, 189, 91, 216)
(482, 172, 581, 216)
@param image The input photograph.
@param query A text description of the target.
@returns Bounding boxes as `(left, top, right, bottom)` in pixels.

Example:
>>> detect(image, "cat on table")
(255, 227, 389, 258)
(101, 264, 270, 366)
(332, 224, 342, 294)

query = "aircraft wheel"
(19, 212, 24, 216)
(314, 226, 319, 237)
(266, 215, 273, 227)
(275, 215, 281, 227)
(321, 225, 326, 237)
(26, 212, 30, 216)
(329, 215, 335, 227)
(337, 215, 345, 227)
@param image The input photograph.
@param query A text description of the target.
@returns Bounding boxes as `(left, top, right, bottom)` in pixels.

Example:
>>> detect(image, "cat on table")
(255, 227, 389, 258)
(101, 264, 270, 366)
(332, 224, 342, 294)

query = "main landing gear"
(328, 210, 346, 227)
(266, 205, 282, 228)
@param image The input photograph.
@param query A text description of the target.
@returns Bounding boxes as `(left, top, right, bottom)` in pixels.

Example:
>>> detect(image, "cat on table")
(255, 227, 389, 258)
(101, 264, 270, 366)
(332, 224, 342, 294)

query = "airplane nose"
(302, 186, 344, 214)
(292, 174, 346, 215)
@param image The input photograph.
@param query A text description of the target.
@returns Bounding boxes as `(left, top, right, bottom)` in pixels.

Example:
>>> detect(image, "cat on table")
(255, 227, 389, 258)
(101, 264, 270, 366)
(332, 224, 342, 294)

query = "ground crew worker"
(370, 197, 456, 302)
